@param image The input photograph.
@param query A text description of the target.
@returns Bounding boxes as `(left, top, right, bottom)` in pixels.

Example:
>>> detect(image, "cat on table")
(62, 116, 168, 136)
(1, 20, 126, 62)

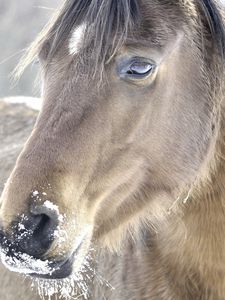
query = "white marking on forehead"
(69, 23, 86, 55)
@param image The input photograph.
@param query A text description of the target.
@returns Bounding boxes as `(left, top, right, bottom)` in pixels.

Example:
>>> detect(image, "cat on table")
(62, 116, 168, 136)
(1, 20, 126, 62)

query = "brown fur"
(1, 0, 225, 299)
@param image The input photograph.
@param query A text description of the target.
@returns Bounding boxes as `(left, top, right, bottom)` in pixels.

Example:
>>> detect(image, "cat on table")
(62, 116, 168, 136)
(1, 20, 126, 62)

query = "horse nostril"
(15, 205, 59, 259)
(32, 214, 53, 249)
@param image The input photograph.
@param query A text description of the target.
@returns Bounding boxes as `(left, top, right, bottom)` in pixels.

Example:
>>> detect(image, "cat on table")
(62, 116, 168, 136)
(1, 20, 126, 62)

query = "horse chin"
(30, 254, 74, 279)
(0, 249, 75, 280)
(1, 234, 88, 280)
(32, 241, 86, 280)
(0, 224, 93, 279)
(32, 239, 90, 280)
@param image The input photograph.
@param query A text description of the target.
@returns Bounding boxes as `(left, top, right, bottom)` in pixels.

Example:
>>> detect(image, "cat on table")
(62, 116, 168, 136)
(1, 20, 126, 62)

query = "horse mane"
(15, 0, 225, 77)
(197, 0, 225, 58)
(15, 0, 140, 77)
(49, 0, 140, 62)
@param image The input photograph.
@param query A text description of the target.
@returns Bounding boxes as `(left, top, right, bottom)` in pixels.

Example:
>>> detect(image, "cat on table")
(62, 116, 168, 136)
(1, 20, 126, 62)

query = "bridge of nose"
(0, 155, 60, 227)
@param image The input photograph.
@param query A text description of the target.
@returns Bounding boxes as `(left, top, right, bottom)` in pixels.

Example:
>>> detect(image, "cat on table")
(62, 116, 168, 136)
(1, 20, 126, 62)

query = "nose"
(10, 204, 58, 259)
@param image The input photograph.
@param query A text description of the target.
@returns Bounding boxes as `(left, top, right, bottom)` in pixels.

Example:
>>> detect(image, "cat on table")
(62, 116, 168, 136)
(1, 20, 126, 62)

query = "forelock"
(48, 0, 140, 64)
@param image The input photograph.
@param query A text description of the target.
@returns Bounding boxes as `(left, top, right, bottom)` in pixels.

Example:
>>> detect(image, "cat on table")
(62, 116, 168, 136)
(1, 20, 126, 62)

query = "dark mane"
(15, 0, 140, 77)
(198, 0, 225, 58)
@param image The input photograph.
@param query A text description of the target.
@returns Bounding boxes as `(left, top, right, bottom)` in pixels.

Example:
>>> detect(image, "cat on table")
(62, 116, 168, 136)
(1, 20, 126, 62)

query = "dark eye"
(127, 61, 154, 76)
(118, 57, 157, 81)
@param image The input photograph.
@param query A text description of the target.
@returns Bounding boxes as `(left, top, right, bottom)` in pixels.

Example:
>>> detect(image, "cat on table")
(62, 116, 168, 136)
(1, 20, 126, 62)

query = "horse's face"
(0, 1, 215, 279)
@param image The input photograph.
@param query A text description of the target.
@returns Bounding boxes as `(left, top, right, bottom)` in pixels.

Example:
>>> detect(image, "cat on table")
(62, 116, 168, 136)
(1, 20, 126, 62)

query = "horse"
(0, 0, 225, 299)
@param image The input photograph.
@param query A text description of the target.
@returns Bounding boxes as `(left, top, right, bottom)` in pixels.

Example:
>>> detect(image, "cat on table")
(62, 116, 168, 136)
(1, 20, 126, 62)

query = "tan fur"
(1, 0, 225, 299)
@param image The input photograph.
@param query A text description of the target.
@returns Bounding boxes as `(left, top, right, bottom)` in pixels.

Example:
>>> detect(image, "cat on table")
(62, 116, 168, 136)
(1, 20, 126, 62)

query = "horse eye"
(119, 58, 156, 81)
(127, 62, 154, 76)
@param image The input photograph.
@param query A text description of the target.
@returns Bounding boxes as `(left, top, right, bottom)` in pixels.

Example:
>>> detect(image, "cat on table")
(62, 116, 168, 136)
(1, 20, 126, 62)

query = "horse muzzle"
(0, 202, 73, 278)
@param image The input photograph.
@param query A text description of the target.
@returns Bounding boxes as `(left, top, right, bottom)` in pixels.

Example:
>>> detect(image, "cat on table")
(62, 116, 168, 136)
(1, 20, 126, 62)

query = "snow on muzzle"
(0, 200, 67, 278)
(0, 200, 94, 279)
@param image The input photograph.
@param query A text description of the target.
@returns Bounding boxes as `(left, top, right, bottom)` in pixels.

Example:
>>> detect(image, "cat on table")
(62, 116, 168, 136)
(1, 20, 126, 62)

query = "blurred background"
(0, 0, 62, 98)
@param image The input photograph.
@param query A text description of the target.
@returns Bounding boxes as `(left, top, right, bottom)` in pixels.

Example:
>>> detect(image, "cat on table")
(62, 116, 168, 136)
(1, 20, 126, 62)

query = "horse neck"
(165, 109, 225, 297)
